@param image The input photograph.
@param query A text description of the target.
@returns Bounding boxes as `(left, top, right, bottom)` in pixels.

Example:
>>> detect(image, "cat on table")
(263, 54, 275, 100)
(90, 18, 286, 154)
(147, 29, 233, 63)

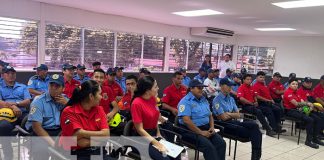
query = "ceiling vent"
(191, 27, 234, 38)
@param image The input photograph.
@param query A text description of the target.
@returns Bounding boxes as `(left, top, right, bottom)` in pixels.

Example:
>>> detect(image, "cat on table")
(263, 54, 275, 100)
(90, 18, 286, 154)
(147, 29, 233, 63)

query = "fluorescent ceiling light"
(272, 0, 324, 9)
(255, 28, 296, 31)
(172, 9, 223, 17)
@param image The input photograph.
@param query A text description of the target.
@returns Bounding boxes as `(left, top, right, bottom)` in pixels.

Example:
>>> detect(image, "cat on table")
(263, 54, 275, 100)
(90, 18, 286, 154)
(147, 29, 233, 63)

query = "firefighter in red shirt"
(297, 77, 324, 112)
(88, 61, 101, 78)
(118, 75, 138, 120)
(268, 72, 285, 104)
(238, 74, 277, 136)
(314, 75, 324, 106)
(103, 68, 124, 101)
(62, 63, 80, 98)
(161, 71, 187, 122)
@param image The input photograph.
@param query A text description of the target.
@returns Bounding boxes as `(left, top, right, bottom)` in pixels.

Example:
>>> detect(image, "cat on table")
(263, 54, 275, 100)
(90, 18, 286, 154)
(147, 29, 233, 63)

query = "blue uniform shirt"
(232, 83, 241, 92)
(25, 92, 67, 130)
(27, 75, 50, 94)
(284, 82, 289, 89)
(0, 77, 3, 86)
(182, 76, 191, 87)
(177, 92, 211, 127)
(193, 74, 206, 83)
(115, 77, 126, 93)
(73, 74, 90, 84)
(212, 93, 238, 116)
(0, 82, 31, 112)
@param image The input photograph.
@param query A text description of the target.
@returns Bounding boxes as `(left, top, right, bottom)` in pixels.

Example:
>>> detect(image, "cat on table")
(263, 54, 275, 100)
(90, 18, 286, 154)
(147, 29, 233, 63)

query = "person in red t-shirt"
(238, 74, 277, 136)
(161, 71, 187, 122)
(131, 76, 180, 159)
(314, 75, 324, 106)
(88, 61, 101, 78)
(59, 80, 111, 159)
(62, 63, 80, 98)
(283, 78, 324, 149)
(118, 75, 138, 121)
(268, 72, 285, 104)
(298, 77, 324, 113)
(253, 71, 284, 133)
(103, 68, 124, 101)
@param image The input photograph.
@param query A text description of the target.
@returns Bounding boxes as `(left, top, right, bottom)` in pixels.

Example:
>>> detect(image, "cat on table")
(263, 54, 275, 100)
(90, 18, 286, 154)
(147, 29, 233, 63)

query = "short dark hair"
(173, 71, 183, 78)
(93, 69, 105, 75)
(67, 80, 100, 106)
(256, 71, 266, 76)
(243, 74, 252, 80)
(214, 69, 220, 72)
(225, 54, 231, 58)
(126, 75, 138, 82)
(288, 78, 298, 84)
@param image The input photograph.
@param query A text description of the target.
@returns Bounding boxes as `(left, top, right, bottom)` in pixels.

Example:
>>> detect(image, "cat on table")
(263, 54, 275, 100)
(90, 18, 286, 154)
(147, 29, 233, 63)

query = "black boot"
(251, 149, 261, 160)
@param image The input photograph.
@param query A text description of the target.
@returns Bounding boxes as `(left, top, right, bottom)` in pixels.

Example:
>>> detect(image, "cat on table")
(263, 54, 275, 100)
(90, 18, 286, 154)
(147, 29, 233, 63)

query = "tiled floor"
(186, 120, 324, 160)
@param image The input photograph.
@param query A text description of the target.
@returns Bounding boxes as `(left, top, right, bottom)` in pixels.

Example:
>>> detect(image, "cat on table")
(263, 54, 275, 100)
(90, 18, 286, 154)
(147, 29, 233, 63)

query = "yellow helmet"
(313, 103, 323, 108)
(108, 113, 122, 127)
(0, 108, 17, 123)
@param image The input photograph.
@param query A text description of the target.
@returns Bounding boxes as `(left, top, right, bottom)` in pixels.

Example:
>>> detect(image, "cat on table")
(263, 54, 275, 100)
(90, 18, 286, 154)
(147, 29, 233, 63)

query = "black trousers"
(286, 109, 324, 141)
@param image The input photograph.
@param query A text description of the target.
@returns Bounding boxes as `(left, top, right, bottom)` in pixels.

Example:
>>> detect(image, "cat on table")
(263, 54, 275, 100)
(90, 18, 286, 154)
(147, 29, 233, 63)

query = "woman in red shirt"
(131, 76, 178, 160)
(284, 78, 324, 149)
(59, 80, 111, 160)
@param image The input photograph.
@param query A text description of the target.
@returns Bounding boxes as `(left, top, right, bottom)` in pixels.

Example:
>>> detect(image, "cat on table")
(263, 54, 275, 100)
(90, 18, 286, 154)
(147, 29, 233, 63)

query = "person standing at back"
(201, 55, 212, 71)
(218, 54, 235, 78)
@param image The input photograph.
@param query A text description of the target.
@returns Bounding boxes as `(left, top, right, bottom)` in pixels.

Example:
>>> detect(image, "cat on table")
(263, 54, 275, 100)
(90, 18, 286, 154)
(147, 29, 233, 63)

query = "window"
(116, 32, 142, 71)
(169, 38, 188, 71)
(187, 41, 205, 71)
(0, 17, 37, 69)
(211, 44, 234, 69)
(143, 35, 165, 71)
(237, 46, 275, 75)
(84, 29, 114, 69)
(45, 24, 81, 70)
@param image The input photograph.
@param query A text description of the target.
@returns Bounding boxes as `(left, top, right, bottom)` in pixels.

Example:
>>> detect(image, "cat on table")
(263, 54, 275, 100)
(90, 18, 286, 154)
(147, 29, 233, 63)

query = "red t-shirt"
(88, 72, 94, 78)
(103, 80, 124, 98)
(59, 104, 108, 150)
(253, 81, 272, 100)
(283, 87, 303, 110)
(63, 78, 81, 98)
(131, 96, 159, 130)
(118, 91, 132, 111)
(161, 84, 187, 109)
(268, 80, 285, 99)
(297, 86, 314, 101)
(237, 84, 256, 103)
(313, 84, 324, 100)
(100, 86, 115, 114)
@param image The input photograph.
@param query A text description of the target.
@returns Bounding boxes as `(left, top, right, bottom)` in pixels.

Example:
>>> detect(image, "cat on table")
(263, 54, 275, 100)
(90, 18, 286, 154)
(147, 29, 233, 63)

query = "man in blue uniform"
(0, 60, 9, 85)
(193, 68, 206, 83)
(0, 66, 31, 160)
(212, 78, 262, 160)
(27, 64, 50, 97)
(177, 79, 226, 160)
(73, 64, 90, 84)
(26, 74, 67, 160)
(179, 68, 191, 87)
(115, 67, 126, 93)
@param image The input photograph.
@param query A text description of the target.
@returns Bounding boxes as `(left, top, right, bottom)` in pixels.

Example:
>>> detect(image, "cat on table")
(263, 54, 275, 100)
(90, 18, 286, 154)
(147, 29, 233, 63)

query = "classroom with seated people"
(0, 0, 324, 160)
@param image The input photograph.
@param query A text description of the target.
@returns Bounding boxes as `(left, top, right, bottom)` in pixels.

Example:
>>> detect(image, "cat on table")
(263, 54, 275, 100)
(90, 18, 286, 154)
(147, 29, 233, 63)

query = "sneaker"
(313, 139, 324, 146)
(266, 130, 277, 137)
(305, 141, 319, 149)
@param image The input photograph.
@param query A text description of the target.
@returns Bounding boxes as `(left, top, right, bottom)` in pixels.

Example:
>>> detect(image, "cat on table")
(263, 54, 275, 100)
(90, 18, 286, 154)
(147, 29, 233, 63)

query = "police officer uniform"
(177, 80, 226, 160)
(0, 60, 9, 86)
(115, 67, 127, 94)
(179, 68, 191, 87)
(26, 74, 67, 160)
(193, 68, 206, 83)
(73, 64, 90, 84)
(213, 78, 262, 160)
(27, 64, 50, 96)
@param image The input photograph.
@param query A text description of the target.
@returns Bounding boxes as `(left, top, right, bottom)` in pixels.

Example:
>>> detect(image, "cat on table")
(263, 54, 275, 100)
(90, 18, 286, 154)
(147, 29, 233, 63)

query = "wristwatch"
(15, 101, 20, 107)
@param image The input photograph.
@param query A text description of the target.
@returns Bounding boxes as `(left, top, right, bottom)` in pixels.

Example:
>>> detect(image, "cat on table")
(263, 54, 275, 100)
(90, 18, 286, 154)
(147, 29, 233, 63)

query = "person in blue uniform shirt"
(0, 66, 31, 160)
(73, 64, 90, 84)
(177, 79, 226, 160)
(193, 68, 206, 83)
(27, 64, 50, 97)
(230, 73, 242, 99)
(0, 60, 9, 85)
(179, 68, 191, 87)
(26, 74, 68, 160)
(212, 78, 262, 160)
(115, 67, 127, 94)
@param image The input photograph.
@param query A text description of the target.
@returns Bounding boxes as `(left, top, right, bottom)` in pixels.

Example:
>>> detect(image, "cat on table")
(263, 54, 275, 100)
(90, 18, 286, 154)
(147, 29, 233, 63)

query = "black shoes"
(305, 141, 319, 149)
(266, 130, 277, 137)
(313, 139, 324, 146)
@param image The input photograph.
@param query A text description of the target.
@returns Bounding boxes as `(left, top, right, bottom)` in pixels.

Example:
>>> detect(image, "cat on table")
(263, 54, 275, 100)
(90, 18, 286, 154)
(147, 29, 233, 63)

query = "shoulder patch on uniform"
(30, 107, 37, 114)
(214, 103, 220, 110)
(179, 105, 185, 112)
(103, 93, 108, 100)
(27, 80, 33, 85)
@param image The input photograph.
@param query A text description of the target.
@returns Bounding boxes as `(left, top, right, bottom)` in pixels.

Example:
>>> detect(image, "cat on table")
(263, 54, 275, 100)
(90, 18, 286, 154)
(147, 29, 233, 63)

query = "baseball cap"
(207, 68, 215, 74)
(115, 67, 124, 71)
(33, 64, 48, 71)
(178, 68, 187, 72)
(273, 72, 282, 78)
(62, 63, 76, 70)
(0, 60, 9, 67)
(92, 61, 101, 66)
(76, 64, 86, 69)
(289, 73, 296, 79)
(189, 79, 207, 88)
(107, 68, 117, 75)
(48, 74, 64, 87)
(321, 75, 324, 80)
(232, 73, 242, 78)
(139, 68, 151, 74)
(303, 77, 312, 83)
(219, 78, 235, 86)
(2, 66, 16, 73)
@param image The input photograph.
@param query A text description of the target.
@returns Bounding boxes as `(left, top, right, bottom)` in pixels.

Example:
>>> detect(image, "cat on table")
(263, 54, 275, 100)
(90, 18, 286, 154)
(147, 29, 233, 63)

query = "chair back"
(123, 120, 134, 136)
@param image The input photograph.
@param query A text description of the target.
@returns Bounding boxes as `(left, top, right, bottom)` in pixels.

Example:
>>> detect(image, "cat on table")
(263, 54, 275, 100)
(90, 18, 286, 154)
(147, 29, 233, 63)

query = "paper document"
(158, 139, 184, 158)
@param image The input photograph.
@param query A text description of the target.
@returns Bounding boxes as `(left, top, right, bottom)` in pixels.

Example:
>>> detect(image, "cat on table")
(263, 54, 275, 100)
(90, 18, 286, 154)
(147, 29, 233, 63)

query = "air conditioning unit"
(190, 27, 234, 38)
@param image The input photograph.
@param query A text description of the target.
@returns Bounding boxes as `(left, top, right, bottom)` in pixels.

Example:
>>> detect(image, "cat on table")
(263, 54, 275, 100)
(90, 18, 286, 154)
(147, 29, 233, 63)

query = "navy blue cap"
(189, 79, 207, 88)
(178, 68, 187, 72)
(232, 73, 242, 78)
(303, 77, 312, 83)
(48, 74, 64, 87)
(62, 63, 76, 70)
(321, 75, 324, 80)
(139, 68, 151, 74)
(76, 64, 86, 69)
(198, 68, 206, 72)
(2, 66, 16, 73)
(115, 67, 124, 71)
(207, 68, 215, 74)
(289, 73, 296, 79)
(220, 78, 235, 86)
(107, 68, 117, 75)
(92, 61, 101, 66)
(33, 64, 48, 71)
(0, 60, 9, 67)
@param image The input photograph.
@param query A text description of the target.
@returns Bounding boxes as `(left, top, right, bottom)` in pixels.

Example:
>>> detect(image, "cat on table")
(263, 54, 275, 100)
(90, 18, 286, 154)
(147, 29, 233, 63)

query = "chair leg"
(194, 150, 199, 160)
(18, 136, 20, 160)
(297, 128, 301, 145)
(291, 121, 294, 136)
(234, 140, 238, 160)
(229, 139, 232, 156)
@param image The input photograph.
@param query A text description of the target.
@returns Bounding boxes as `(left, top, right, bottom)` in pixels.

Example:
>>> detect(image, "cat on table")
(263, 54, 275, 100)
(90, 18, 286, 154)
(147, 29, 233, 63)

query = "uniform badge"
(52, 74, 59, 79)
(30, 107, 37, 114)
(179, 105, 185, 112)
(214, 103, 220, 110)
(27, 80, 33, 86)
(103, 93, 108, 100)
